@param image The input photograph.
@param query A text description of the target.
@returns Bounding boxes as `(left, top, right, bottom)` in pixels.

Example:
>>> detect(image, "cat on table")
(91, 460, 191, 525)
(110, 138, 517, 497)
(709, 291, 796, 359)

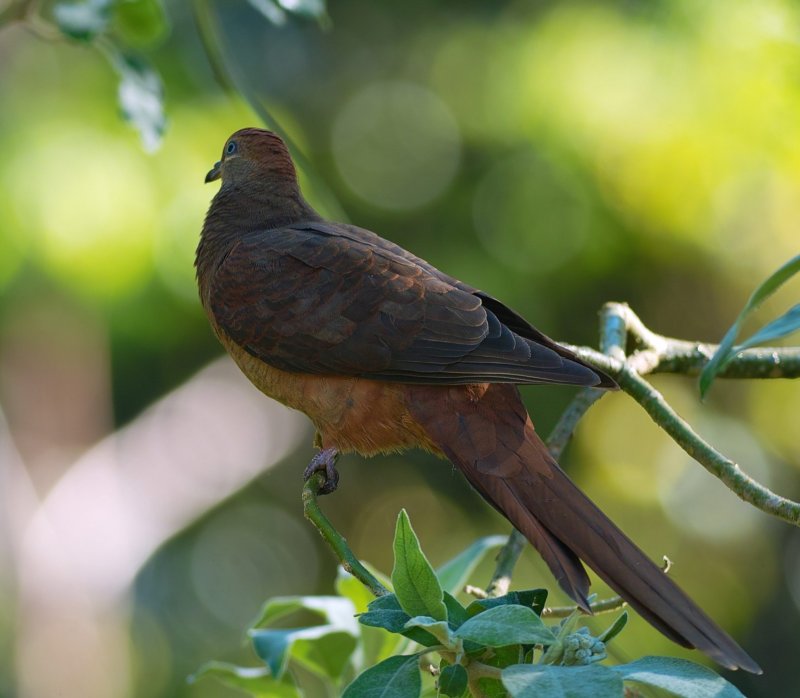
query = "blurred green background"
(0, 0, 799, 696)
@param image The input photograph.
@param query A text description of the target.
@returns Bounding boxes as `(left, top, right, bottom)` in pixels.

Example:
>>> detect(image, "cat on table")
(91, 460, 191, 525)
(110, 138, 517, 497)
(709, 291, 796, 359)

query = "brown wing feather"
(208, 223, 608, 387)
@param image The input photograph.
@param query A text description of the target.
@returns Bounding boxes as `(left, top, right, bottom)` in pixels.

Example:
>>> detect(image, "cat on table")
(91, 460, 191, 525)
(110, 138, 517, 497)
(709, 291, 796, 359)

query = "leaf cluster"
(194, 510, 746, 698)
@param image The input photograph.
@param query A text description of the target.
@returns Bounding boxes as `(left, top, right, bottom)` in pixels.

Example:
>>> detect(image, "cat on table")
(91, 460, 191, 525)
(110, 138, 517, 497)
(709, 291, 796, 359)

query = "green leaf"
(439, 664, 468, 697)
(249, 594, 360, 675)
(454, 605, 555, 647)
(442, 592, 468, 629)
(733, 304, 800, 352)
(435, 535, 507, 595)
(290, 629, 358, 681)
(466, 589, 548, 618)
(612, 656, 746, 697)
(342, 654, 422, 698)
(700, 253, 800, 397)
(391, 510, 447, 622)
(476, 677, 509, 698)
(364, 625, 408, 670)
(598, 612, 627, 644)
(251, 594, 358, 634)
(360, 594, 412, 632)
(403, 616, 453, 646)
(190, 661, 302, 697)
(250, 625, 357, 680)
(105, 48, 166, 151)
(474, 643, 523, 668)
(53, 0, 112, 41)
(359, 594, 440, 647)
(502, 664, 624, 698)
(113, 0, 169, 46)
(343, 582, 407, 666)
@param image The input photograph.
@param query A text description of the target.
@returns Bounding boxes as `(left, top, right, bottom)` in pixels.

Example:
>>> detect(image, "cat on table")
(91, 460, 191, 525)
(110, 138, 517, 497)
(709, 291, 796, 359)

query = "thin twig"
(465, 585, 488, 599)
(590, 302, 800, 380)
(654, 343, 800, 378)
(547, 387, 605, 460)
(600, 302, 668, 355)
(568, 341, 800, 381)
(542, 594, 627, 619)
(542, 557, 671, 618)
(302, 473, 389, 598)
(485, 529, 527, 598)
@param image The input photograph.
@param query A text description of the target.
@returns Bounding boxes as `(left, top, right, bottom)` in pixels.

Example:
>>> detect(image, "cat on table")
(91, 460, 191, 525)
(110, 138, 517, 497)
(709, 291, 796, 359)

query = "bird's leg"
(303, 447, 340, 495)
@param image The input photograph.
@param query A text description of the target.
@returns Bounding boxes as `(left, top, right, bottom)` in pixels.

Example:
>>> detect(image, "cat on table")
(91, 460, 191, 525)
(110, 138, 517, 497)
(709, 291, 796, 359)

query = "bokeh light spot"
(331, 81, 461, 210)
(657, 413, 771, 543)
(473, 151, 589, 272)
(8, 128, 155, 299)
(190, 503, 319, 628)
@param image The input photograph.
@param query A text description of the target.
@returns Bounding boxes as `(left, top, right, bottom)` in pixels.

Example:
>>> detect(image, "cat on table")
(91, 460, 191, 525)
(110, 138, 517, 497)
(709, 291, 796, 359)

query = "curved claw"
(303, 447, 340, 495)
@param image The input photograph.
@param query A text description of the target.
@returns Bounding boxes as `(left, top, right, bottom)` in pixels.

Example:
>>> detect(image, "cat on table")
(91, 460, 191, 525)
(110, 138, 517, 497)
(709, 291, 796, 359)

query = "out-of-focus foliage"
(0, 0, 798, 697)
(52, 0, 168, 149)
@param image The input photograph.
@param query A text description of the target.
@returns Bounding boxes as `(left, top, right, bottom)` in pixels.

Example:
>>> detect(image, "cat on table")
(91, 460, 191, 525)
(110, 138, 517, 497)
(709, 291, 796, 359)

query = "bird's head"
(205, 128, 297, 189)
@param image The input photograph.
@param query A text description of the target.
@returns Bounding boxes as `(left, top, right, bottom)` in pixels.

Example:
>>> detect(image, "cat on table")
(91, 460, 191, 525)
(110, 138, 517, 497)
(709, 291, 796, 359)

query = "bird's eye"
(225, 141, 238, 156)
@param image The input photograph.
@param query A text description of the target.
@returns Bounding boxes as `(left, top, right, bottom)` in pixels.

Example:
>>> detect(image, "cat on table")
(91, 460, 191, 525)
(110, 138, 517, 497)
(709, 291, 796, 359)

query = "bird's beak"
(205, 161, 222, 183)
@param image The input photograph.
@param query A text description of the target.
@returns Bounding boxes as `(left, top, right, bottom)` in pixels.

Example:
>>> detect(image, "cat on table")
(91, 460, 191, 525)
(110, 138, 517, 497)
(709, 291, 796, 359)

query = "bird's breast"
(215, 327, 441, 457)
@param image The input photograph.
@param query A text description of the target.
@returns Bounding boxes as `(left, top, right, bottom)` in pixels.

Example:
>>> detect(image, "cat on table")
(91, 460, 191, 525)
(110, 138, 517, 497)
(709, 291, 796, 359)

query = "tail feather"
(463, 462, 593, 610)
(406, 382, 761, 674)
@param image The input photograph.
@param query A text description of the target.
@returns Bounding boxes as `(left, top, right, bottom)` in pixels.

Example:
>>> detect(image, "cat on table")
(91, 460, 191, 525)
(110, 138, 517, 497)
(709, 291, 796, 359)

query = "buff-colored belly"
(217, 331, 440, 457)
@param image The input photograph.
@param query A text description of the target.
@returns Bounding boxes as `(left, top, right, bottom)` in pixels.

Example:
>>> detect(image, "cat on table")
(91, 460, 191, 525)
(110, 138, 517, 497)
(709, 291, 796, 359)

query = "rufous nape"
(196, 127, 760, 674)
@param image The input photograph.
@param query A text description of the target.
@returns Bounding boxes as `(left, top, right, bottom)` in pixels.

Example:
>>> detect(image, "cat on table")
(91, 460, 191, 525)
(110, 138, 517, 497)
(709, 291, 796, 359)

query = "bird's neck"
(196, 182, 321, 293)
(209, 179, 320, 230)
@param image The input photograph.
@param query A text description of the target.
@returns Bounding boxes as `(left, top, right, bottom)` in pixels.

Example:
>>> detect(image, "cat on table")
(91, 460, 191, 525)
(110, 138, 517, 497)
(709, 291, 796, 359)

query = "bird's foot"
(303, 447, 340, 495)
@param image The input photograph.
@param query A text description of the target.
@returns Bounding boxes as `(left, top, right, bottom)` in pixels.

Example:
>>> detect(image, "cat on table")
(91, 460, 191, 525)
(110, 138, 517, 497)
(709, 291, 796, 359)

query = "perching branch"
(542, 594, 626, 619)
(302, 472, 389, 598)
(484, 529, 527, 599)
(545, 388, 606, 462)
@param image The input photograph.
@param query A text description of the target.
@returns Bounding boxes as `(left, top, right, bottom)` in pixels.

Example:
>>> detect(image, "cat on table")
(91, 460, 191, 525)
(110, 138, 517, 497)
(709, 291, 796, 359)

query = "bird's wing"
(208, 221, 605, 386)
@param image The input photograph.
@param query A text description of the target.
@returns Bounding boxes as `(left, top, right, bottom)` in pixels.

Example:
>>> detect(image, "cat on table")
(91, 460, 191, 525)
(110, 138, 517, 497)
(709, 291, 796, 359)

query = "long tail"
(406, 382, 761, 674)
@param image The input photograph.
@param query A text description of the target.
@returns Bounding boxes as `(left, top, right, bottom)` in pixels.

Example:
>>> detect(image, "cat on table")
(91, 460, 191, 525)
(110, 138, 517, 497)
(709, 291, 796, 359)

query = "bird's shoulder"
(228, 220, 474, 294)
